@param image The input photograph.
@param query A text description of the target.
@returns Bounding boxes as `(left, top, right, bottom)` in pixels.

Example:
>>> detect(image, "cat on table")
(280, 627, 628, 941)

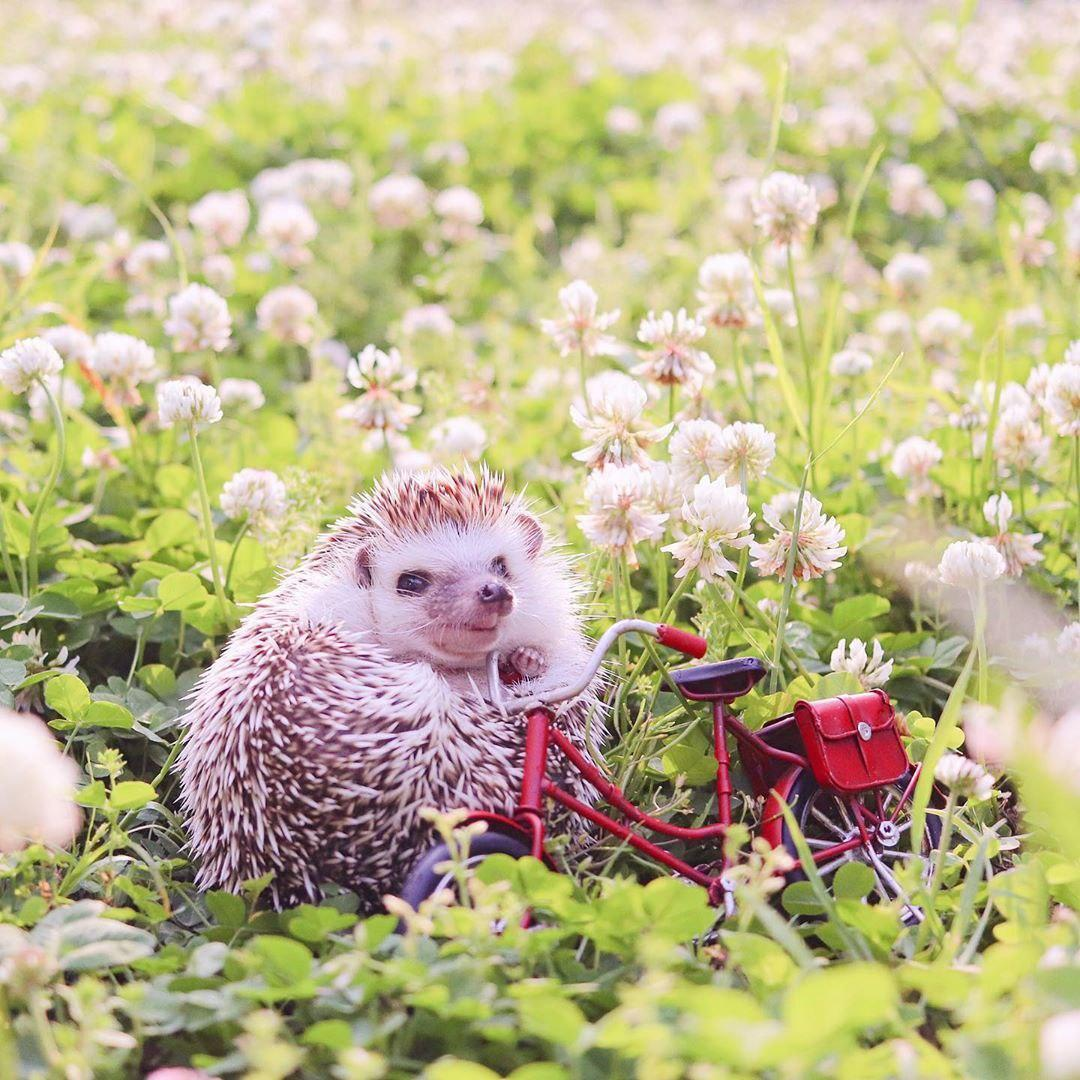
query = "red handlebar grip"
(655, 624, 708, 658)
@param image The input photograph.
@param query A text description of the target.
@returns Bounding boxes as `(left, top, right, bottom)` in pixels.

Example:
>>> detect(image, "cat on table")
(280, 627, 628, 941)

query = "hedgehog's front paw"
(508, 646, 547, 680)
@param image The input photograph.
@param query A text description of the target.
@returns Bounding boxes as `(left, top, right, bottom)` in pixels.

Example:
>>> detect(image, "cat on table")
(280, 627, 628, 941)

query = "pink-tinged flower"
(540, 280, 620, 359)
(696, 252, 758, 329)
(634, 309, 713, 387)
(752, 171, 819, 246)
(578, 464, 667, 565)
(339, 345, 420, 433)
(890, 436, 943, 503)
(750, 492, 846, 582)
(571, 372, 670, 470)
(663, 476, 753, 581)
(983, 492, 1043, 576)
(164, 283, 232, 353)
(713, 421, 776, 485)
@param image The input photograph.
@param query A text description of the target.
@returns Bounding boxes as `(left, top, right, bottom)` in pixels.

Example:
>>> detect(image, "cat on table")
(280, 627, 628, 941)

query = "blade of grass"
(778, 796, 871, 961)
(811, 143, 885, 452)
(910, 645, 976, 855)
(750, 265, 810, 446)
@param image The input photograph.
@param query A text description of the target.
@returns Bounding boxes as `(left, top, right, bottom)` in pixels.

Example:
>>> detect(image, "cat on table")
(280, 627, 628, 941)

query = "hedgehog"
(178, 467, 602, 910)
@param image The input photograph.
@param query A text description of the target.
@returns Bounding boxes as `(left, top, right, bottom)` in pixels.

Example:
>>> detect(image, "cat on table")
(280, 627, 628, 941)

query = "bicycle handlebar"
(486, 619, 707, 716)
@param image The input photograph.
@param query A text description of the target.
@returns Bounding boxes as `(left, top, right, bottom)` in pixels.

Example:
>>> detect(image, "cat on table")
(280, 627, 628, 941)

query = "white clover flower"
(256, 285, 318, 345)
(433, 185, 484, 242)
(1046, 364, 1080, 437)
(933, 753, 995, 800)
(1064, 340, 1080, 366)
(647, 461, 684, 521)
(0, 708, 80, 853)
(571, 371, 670, 470)
(123, 239, 170, 283)
(257, 199, 317, 266)
(653, 101, 703, 149)
(962, 179, 996, 227)
(428, 416, 487, 463)
(814, 101, 874, 150)
(830, 348, 873, 378)
(993, 405, 1050, 473)
(762, 287, 796, 327)
(90, 332, 157, 398)
(634, 308, 713, 387)
(1030, 141, 1077, 177)
(890, 436, 943, 503)
(401, 304, 455, 338)
(164, 283, 232, 353)
(713, 421, 776, 485)
(888, 163, 945, 219)
(663, 476, 753, 581)
(695, 252, 758, 329)
(752, 171, 819, 246)
(983, 492, 1043, 576)
(750, 492, 847, 582)
(189, 189, 251, 249)
(369, 173, 429, 229)
(917, 307, 972, 361)
(962, 702, 1017, 768)
(1011, 219, 1056, 269)
(339, 345, 420, 433)
(156, 378, 223, 428)
(0, 242, 34, 280)
(1041, 1010, 1080, 1080)
(218, 378, 265, 412)
(220, 468, 287, 524)
(937, 540, 1006, 589)
(606, 105, 643, 136)
(830, 638, 893, 689)
(883, 252, 931, 300)
(578, 463, 667, 565)
(668, 418, 726, 491)
(41, 325, 93, 367)
(873, 310, 913, 350)
(540, 279, 620, 359)
(201, 253, 235, 293)
(0, 337, 64, 395)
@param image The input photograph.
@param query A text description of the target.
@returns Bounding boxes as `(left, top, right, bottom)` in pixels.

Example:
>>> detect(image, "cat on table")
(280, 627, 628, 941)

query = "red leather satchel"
(793, 690, 910, 793)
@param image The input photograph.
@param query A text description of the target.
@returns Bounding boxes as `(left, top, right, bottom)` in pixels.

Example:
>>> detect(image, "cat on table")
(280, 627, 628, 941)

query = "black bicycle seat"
(670, 657, 768, 702)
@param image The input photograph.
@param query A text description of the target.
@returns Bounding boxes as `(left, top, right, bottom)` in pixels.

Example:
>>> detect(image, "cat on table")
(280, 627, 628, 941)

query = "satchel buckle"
(857, 721, 872, 741)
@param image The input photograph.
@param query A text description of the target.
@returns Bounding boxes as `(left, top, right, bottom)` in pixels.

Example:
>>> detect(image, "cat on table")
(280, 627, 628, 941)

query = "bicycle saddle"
(670, 657, 768, 701)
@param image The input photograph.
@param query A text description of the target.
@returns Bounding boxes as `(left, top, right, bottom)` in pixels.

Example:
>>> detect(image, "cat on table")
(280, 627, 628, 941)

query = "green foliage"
(0, 1, 1075, 1076)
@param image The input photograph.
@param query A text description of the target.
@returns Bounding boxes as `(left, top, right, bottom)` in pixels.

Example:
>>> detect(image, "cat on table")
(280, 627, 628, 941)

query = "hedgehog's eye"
(490, 556, 509, 578)
(396, 572, 431, 596)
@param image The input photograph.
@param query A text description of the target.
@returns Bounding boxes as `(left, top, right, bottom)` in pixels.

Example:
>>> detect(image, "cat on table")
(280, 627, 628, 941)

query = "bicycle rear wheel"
(780, 769, 941, 925)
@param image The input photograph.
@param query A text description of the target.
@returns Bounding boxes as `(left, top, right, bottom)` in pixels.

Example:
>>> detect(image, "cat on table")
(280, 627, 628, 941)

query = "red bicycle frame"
(490, 699, 923, 906)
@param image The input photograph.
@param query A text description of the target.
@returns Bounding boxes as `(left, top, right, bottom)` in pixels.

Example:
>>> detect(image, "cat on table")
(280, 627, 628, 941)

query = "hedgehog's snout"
(477, 580, 513, 615)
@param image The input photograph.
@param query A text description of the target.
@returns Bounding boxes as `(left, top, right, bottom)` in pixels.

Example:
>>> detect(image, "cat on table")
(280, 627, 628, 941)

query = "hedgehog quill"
(179, 468, 602, 910)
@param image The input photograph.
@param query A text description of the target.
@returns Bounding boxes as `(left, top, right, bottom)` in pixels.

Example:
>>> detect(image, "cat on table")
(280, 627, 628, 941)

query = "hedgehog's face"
(356, 513, 547, 669)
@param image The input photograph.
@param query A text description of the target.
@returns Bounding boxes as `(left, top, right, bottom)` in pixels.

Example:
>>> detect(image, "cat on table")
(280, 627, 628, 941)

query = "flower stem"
(225, 518, 251, 591)
(187, 422, 227, 613)
(785, 244, 815, 461)
(26, 377, 66, 595)
(768, 476, 808, 692)
(578, 343, 591, 417)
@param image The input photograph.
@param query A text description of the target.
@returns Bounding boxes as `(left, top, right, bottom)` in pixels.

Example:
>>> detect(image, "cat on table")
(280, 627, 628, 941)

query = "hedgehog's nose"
(477, 581, 513, 613)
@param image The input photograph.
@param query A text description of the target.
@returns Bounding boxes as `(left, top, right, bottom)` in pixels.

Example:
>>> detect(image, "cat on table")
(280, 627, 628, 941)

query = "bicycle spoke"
(809, 805, 848, 839)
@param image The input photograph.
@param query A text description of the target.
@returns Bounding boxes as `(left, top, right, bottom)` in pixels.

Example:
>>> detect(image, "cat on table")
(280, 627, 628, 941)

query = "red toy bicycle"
(400, 619, 940, 921)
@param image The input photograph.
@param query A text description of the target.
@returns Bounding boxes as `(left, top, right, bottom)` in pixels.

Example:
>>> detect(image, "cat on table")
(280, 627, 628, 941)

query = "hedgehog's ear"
(516, 512, 545, 560)
(355, 546, 372, 587)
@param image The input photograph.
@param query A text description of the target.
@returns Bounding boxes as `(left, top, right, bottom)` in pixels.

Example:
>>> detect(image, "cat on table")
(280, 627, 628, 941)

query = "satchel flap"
(794, 692, 896, 741)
